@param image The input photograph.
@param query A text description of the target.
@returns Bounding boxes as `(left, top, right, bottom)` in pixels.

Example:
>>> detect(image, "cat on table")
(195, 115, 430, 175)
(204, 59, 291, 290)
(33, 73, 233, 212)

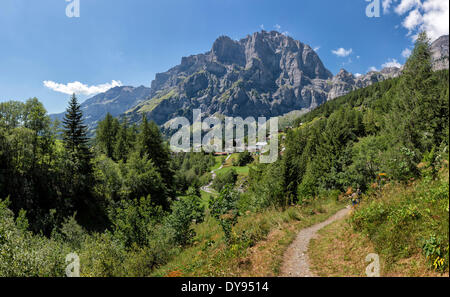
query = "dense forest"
(0, 33, 448, 276)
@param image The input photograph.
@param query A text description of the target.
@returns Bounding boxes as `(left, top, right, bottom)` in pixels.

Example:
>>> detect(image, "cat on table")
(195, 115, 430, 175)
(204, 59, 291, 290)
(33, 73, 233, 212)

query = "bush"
(164, 194, 205, 246)
(212, 169, 238, 191)
(210, 186, 240, 244)
(0, 199, 69, 277)
(108, 195, 165, 247)
(233, 152, 253, 167)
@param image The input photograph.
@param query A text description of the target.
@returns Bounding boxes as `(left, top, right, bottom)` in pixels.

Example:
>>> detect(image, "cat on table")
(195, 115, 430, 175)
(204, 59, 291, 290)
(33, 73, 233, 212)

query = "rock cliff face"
(127, 31, 408, 125)
(127, 31, 337, 124)
(431, 35, 449, 71)
(52, 32, 448, 128)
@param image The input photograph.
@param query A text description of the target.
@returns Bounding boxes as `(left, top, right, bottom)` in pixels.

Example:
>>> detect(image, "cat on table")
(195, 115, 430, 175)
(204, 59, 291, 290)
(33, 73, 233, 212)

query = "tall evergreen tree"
(96, 113, 119, 159)
(63, 94, 91, 157)
(62, 94, 103, 228)
(138, 116, 174, 204)
(388, 32, 439, 152)
(114, 120, 132, 161)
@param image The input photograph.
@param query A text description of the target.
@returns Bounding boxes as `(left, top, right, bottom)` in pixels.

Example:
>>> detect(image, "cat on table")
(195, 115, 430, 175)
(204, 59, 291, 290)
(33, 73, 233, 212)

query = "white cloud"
(43, 80, 123, 96)
(354, 73, 363, 78)
(282, 31, 290, 36)
(402, 8, 422, 30)
(260, 24, 265, 30)
(313, 46, 321, 52)
(385, 0, 448, 41)
(421, 0, 449, 41)
(395, 0, 421, 15)
(368, 66, 379, 72)
(382, 58, 402, 68)
(402, 48, 412, 57)
(332, 47, 353, 57)
(274, 24, 281, 31)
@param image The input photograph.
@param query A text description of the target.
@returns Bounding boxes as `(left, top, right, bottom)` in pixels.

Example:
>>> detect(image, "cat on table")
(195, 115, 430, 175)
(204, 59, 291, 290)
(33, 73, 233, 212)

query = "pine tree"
(389, 32, 438, 152)
(138, 115, 174, 204)
(63, 94, 91, 157)
(114, 120, 132, 161)
(62, 94, 102, 228)
(96, 113, 119, 159)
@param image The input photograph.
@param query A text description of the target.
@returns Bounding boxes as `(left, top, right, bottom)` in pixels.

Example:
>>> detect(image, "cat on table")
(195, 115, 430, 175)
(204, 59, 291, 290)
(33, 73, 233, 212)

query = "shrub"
(108, 195, 165, 247)
(233, 152, 253, 167)
(164, 194, 205, 246)
(212, 169, 238, 191)
(210, 186, 240, 244)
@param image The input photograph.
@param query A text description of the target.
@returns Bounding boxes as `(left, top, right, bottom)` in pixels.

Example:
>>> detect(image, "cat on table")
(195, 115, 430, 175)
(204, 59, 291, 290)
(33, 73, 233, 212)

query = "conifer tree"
(62, 94, 101, 227)
(138, 116, 174, 203)
(96, 113, 119, 159)
(63, 94, 91, 158)
(114, 120, 132, 161)
(389, 32, 440, 152)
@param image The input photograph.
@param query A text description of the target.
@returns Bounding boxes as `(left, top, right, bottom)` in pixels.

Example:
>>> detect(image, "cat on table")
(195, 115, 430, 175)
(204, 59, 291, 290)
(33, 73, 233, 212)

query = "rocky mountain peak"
(56, 33, 449, 130)
(211, 36, 245, 66)
(431, 35, 449, 71)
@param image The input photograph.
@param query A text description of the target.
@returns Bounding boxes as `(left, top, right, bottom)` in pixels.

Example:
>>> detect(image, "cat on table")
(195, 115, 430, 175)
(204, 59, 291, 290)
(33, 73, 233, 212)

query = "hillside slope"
(309, 166, 449, 277)
(50, 85, 151, 132)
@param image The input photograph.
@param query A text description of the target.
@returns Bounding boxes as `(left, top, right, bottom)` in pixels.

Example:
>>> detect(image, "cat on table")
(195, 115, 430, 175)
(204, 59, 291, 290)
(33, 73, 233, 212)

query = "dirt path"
(280, 206, 351, 277)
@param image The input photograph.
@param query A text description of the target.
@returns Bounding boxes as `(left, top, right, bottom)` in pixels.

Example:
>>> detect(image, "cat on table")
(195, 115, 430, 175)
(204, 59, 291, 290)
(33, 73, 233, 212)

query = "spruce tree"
(389, 32, 438, 152)
(96, 113, 119, 159)
(63, 94, 91, 157)
(62, 94, 101, 228)
(138, 115, 174, 205)
(114, 120, 132, 161)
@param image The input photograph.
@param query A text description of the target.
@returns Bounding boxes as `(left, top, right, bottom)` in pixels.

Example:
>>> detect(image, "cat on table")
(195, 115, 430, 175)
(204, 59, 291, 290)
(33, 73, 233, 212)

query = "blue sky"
(0, 0, 448, 114)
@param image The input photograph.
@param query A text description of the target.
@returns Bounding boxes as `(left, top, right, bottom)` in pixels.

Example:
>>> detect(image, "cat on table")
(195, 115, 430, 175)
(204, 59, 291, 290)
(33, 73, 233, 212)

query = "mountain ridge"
(51, 32, 449, 128)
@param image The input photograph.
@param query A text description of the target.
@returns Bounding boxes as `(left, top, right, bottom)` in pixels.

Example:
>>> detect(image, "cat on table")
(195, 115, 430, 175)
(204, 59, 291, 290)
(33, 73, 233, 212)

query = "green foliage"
(210, 186, 240, 244)
(138, 116, 174, 207)
(232, 151, 254, 167)
(350, 167, 449, 272)
(171, 152, 216, 193)
(108, 195, 164, 247)
(212, 168, 238, 191)
(0, 198, 69, 277)
(96, 113, 120, 159)
(120, 152, 168, 207)
(165, 194, 205, 246)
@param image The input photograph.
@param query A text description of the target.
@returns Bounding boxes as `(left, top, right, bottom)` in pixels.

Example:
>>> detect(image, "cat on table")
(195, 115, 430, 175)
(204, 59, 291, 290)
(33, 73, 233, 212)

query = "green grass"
(138, 89, 178, 113)
(150, 197, 345, 277)
(214, 153, 253, 176)
(216, 165, 251, 176)
(211, 156, 224, 171)
(310, 165, 449, 276)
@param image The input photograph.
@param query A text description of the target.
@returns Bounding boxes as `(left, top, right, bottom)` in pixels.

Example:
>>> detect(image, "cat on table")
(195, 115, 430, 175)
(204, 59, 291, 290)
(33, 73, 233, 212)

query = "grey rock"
(431, 35, 449, 71)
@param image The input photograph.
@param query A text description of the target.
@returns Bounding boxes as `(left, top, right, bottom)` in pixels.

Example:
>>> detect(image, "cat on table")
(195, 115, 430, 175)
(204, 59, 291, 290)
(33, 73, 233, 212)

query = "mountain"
(51, 32, 448, 128)
(51, 85, 151, 131)
(125, 31, 404, 125)
(431, 35, 449, 71)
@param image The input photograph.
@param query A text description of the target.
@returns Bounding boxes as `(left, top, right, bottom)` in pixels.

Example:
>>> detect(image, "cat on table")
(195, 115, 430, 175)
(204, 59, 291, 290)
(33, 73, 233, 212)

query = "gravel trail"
(280, 206, 351, 277)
